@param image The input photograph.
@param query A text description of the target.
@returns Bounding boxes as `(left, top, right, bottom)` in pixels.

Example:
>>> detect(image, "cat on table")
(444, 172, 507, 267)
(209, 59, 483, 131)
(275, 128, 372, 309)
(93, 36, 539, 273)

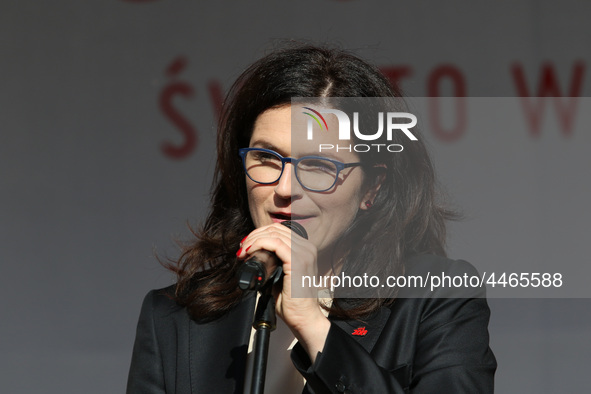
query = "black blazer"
(127, 255, 496, 393)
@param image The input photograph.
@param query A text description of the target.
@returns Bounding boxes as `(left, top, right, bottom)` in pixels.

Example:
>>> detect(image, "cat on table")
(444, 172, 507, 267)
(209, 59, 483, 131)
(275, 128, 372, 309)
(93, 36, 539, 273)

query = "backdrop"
(1, 1, 590, 392)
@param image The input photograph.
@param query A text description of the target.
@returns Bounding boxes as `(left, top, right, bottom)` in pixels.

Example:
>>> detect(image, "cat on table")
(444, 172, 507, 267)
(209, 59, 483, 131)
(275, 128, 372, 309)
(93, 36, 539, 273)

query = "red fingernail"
(240, 236, 247, 244)
(236, 248, 242, 257)
(246, 245, 252, 253)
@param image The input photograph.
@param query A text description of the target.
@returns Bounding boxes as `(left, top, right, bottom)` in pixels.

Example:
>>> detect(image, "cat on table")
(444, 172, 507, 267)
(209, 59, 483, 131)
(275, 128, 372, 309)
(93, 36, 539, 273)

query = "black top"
(127, 254, 496, 393)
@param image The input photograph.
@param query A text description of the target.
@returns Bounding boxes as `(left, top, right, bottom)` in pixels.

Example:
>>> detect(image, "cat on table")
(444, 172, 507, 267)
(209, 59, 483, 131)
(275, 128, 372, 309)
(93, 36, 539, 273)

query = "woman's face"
(246, 105, 373, 258)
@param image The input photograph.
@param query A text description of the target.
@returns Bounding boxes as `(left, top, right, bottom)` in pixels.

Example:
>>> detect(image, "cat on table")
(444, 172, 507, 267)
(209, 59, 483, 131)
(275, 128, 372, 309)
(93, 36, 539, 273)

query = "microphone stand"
(249, 272, 279, 394)
(239, 221, 307, 394)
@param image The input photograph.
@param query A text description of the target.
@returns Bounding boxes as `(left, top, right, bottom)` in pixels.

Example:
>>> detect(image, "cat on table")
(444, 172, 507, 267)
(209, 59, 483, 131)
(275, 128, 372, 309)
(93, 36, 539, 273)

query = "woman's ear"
(359, 165, 387, 210)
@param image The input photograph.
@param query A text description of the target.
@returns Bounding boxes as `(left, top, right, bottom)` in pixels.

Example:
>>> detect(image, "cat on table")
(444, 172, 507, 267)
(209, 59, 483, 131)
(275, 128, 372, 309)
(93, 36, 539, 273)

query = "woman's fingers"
(237, 224, 312, 268)
(237, 224, 328, 353)
(237, 223, 318, 292)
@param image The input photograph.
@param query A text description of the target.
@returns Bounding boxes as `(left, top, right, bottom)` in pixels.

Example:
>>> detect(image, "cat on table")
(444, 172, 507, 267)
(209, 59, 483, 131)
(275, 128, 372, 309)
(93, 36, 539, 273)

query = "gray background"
(1, 1, 589, 392)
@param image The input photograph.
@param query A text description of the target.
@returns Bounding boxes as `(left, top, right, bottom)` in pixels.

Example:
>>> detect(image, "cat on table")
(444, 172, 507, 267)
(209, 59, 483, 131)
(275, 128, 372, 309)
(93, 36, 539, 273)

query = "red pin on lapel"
(352, 326, 368, 336)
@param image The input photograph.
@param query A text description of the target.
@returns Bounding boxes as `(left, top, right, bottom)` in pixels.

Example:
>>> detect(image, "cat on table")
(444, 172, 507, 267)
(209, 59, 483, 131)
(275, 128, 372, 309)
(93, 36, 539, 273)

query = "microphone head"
(280, 220, 308, 240)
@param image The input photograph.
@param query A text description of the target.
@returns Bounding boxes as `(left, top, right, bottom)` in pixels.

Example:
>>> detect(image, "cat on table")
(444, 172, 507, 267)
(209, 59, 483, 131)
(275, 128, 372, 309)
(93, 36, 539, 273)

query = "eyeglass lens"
(244, 150, 338, 191)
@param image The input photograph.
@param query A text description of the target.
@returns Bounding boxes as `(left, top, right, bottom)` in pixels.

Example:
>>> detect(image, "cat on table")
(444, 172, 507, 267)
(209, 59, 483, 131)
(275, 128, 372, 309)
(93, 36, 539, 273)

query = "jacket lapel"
(330, 305, 392, 354)
(189, 292, 256, 393)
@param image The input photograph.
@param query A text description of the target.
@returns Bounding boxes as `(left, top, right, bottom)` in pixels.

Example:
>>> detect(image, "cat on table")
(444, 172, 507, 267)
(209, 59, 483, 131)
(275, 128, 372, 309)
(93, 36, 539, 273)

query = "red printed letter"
(159, 56, 198, 159)
(427, 65, 467, 142)
(511, 61, 584, 137)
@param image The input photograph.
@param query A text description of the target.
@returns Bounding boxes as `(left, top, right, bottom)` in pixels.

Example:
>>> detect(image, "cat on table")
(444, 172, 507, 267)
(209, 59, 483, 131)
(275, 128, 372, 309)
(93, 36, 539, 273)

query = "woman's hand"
(237, 223, 331, 362)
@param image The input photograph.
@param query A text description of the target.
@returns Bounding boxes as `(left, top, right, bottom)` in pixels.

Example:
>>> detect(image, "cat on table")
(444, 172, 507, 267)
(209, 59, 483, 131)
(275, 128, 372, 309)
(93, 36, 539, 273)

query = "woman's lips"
(270, 213, 313, 223)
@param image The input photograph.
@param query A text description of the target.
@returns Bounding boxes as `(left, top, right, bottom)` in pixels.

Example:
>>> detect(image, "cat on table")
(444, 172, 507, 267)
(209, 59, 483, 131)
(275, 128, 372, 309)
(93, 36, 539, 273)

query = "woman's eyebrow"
(249, 140, 290, 156)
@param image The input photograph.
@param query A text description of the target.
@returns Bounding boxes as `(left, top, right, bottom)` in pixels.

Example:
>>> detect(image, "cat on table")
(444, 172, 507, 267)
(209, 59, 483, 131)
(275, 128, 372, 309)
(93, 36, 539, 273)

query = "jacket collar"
(329, 303, 392, 354)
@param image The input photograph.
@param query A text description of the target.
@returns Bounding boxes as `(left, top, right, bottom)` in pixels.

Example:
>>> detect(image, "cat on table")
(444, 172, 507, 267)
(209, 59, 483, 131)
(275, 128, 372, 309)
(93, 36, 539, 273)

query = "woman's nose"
(274, 163, 303, 198)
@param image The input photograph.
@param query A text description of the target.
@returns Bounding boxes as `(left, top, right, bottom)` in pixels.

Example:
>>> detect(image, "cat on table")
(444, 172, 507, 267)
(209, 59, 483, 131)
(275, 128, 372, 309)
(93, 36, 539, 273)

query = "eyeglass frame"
(238, 147, 364, 192)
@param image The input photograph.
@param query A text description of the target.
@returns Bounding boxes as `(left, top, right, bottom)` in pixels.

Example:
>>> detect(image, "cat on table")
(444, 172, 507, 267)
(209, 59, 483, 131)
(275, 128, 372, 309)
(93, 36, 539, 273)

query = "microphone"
(237, 221, 308, 291)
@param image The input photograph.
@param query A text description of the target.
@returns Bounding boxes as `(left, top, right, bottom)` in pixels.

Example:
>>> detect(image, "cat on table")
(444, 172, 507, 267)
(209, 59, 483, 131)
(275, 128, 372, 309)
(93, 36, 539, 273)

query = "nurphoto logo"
(302, 107, 418, 153)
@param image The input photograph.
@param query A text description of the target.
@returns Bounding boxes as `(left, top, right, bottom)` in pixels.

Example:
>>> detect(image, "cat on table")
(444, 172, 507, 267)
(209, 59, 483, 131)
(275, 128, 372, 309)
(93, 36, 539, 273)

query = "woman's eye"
(253, 152, 278, 162)
(300, 159, 337, 174)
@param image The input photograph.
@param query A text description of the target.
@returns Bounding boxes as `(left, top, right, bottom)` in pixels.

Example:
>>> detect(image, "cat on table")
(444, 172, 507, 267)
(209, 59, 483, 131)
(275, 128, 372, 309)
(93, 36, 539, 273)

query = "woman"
(127, 45, 496, 393)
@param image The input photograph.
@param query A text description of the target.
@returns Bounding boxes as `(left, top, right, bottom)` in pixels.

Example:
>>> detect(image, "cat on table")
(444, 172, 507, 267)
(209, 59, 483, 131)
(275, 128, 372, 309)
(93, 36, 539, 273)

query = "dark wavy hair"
(166, 44, 454, 321)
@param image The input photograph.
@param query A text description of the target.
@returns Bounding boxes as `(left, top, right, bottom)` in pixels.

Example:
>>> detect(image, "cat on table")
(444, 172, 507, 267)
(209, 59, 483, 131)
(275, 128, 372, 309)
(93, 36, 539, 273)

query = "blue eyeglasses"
(239, 147, 363, 192)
